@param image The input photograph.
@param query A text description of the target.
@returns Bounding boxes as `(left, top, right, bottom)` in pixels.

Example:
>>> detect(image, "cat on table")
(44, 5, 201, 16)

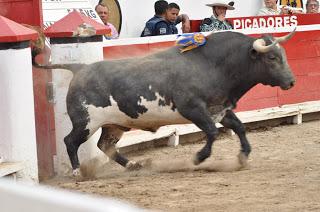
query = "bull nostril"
(290, 81, 296, 87)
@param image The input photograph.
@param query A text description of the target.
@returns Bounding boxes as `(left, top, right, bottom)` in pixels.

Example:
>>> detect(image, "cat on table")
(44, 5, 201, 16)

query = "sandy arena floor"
(44, 120, 320, 212)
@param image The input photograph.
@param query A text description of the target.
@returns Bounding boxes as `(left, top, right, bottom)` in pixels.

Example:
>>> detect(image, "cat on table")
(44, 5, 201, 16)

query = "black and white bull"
(36, 30, 296, 176)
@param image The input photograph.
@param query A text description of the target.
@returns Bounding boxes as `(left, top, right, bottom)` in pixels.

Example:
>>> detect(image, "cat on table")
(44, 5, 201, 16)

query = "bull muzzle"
(253, 28, 296, 53)
(281, 78, 296, 90)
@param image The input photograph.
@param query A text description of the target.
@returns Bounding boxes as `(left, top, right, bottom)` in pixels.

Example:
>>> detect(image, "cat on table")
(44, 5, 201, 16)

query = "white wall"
(51, 42, 107, 176)
(0, 48, 38, 182)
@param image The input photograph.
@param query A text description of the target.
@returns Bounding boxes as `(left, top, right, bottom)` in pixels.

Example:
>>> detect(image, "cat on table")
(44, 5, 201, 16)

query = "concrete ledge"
(0, 162, 24, 177)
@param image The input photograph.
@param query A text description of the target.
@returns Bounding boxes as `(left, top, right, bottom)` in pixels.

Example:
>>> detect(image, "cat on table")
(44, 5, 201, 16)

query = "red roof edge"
(44, 11, 110, 38)
(0, 15, 38, 43)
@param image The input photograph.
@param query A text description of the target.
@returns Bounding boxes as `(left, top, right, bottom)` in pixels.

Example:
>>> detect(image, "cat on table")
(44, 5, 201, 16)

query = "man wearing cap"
(200, 0, 234, 32)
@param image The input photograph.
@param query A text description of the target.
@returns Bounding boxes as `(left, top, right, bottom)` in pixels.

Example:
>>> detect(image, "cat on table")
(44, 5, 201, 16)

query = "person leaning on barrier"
(306, 0, 319, 13)
(166, 2, 191, 33)
(141, 0, 190, 37)
(257, 0, 302, 16)
(258, 0, 282, 15)
(95, 3, 119, 39)
(141, 0, 169, 37)
(200, 0, 234, 32)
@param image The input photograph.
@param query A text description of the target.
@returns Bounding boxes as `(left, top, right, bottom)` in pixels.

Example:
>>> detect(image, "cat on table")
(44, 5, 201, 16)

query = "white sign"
(233, 16, 298, 30)
(42, 0, 102, 29)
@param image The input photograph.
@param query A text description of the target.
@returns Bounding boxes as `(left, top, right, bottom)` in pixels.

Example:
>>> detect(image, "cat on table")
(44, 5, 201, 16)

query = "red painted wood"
(149, 41, 174, 51)
(0, 0, 42, 26)
(290, 57, 320, 76)
(282, 31, 320, 60)
(236, 96, 279, 112)
(33, 46, 56, 180)
(235, 85, 279, 111)
(104, 44, 150, 59)
(103, 41, 175, 60)
(278, 75, 320, 105)
(33, 67, 55, 179)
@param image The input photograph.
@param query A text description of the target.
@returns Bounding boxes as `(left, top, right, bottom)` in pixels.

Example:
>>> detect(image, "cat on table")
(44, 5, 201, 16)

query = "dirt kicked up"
(44, 120, 320, 212)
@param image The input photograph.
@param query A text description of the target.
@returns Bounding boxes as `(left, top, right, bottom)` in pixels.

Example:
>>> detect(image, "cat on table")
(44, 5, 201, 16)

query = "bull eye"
(268, 55, 277, 60)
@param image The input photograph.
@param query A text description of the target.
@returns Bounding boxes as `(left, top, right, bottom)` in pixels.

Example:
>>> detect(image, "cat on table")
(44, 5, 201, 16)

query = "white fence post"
(0, 16, 39, 182)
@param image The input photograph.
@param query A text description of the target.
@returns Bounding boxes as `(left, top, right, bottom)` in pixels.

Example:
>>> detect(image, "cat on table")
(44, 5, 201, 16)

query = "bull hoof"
(193, 155, 201, 166)
(238, 152, 248, 167)
(72, 168, 81, 179)
(193, 151, 209, 166)
(126, 161, 143, 171)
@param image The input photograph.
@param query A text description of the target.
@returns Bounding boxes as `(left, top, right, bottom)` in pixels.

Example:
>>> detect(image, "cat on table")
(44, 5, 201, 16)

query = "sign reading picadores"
(231, 15, 298, 30)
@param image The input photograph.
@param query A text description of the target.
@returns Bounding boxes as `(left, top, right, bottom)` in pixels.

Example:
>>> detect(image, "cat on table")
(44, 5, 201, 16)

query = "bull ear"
(250, 48, 258, 59)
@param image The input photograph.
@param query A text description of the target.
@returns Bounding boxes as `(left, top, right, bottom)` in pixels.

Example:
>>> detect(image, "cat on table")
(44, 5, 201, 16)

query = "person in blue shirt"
(141, 1, 190, 37)
(141, 0, 169, 37)
(166, 3, 190, 34)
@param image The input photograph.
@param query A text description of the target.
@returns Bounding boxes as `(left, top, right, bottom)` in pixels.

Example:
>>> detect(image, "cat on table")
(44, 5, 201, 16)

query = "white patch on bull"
(85, 93, 190, 135)
(148, 85, 152, 90)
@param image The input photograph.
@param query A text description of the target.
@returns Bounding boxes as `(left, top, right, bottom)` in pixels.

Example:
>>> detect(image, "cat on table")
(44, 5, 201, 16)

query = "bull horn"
(252, 38, 277, 53)
(253, 28, 296, 53)
(274, 28, 297, 43)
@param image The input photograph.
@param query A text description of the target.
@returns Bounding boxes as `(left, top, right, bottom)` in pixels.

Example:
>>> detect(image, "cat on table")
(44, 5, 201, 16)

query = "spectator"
(166, 3, 191, 33)
(306, 0, 319, 13)
(141, 1, 190, 37)
(258, 0, 282, 15)
(200, 0, 234, 32)
(257, 0, 302, 15)
(95, 3, 119, 39)
(141, 0, 169, 37)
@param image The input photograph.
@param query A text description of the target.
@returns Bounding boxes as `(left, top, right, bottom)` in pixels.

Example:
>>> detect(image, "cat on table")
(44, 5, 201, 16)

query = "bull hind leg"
(64, 125, 90, 176)
(220, 110, 251, 166)
(97, 126, 143, 170)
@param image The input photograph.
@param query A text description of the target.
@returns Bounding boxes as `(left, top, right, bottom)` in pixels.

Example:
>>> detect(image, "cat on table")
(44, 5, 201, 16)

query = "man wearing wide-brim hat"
(200, 0, 234, 32)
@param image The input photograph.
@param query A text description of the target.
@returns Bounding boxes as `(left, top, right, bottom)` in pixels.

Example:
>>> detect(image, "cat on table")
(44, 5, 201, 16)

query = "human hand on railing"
(280, 5, 304, 14)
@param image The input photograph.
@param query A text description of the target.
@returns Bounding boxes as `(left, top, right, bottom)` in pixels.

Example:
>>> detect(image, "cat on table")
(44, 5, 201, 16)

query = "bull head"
(252, 28, 296, 53)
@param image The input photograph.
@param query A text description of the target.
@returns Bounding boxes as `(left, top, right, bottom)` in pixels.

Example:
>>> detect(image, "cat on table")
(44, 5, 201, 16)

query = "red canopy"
(44, 10, 110, 38)
(0, 16, 38, 43)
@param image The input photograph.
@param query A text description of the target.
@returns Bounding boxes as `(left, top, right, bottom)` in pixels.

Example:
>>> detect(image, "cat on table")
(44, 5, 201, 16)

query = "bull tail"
(33, 61, 86, 74)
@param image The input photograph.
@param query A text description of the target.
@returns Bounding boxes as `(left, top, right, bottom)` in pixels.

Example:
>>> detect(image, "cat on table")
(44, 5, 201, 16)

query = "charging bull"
(35, 30, 296, 176)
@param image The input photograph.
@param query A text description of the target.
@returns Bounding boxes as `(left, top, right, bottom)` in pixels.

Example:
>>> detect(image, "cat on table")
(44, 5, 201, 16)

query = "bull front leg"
(178, 101, 219, 165)
(220, 110, 251, 166)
